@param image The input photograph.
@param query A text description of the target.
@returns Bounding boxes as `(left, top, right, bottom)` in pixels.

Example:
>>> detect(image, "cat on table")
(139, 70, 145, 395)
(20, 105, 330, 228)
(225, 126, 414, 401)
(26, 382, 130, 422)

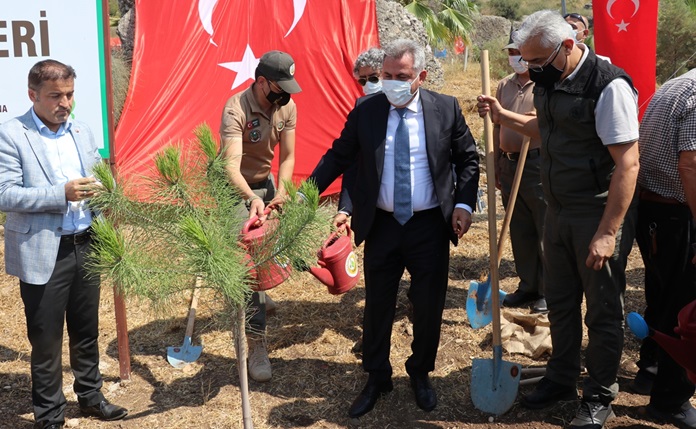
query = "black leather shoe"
(80, 399, 128, 421)
(34, 423, 63, 429)
(503, 289, 540, 308)
(410, 374, 437, 412)
(647, 401, 696, 429)
(532, 297, 548, 314)
(521, 377, 578, 409)
(570, 400, 615, 428)
(348, 379, 393, 418)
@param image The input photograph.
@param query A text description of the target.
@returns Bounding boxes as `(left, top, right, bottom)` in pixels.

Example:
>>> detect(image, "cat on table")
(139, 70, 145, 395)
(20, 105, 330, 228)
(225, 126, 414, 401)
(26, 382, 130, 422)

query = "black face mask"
(529, 56, 566, 88)
(265, 82, 291, 106)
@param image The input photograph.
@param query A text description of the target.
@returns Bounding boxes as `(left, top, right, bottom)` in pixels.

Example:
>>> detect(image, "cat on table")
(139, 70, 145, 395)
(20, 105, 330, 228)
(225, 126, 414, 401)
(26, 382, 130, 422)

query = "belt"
(639, 189, 685, 206)
(60, 228, 92, 245)
(248, 177, 272, 190)
(501, 148, 540, 161)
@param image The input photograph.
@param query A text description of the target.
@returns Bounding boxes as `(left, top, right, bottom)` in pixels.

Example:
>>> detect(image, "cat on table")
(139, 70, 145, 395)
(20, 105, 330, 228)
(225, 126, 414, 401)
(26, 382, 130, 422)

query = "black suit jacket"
(310, 89, 479, 245)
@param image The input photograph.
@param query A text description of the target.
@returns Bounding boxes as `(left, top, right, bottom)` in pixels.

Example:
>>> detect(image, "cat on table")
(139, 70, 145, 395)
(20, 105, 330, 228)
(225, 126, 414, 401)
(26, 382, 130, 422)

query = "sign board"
(0, 1, 110, 158)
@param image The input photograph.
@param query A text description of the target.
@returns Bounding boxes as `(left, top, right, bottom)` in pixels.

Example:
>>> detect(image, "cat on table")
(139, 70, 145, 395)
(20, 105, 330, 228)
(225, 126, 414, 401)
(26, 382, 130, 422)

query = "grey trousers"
(499, 155, 546, 296)
(543, 206, 636, 404)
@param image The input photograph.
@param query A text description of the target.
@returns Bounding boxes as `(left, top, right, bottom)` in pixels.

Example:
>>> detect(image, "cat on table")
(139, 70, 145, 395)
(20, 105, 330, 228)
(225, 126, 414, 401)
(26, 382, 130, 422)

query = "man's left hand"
(586, 233, 616, 270)
(452, 208, 472, 239)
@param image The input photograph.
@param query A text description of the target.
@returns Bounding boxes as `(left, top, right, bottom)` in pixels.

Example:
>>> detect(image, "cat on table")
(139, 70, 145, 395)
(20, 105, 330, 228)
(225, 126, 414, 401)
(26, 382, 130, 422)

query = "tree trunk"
(234, 302, 254, 429)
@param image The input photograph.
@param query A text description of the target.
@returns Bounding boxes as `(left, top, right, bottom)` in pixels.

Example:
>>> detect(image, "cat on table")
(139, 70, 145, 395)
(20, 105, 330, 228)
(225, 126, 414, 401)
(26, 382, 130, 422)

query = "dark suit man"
(0, 60, 127, 429)
(309, 39, 480, 417)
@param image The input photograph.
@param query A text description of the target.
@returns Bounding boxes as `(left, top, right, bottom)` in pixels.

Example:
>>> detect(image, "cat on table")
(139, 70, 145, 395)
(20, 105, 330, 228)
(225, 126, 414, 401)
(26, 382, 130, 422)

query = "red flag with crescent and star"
(114, 0, 379, 194)
(593, 0, 658, 119)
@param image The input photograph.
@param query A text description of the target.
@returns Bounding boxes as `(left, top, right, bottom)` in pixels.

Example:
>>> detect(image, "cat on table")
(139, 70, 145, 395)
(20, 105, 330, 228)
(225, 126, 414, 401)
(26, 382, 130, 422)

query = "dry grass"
(0, 62, 677, 429)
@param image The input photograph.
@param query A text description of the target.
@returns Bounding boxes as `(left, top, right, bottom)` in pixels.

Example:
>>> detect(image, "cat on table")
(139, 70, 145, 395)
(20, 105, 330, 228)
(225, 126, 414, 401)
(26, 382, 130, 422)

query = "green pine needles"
(86, 123, 333, 310)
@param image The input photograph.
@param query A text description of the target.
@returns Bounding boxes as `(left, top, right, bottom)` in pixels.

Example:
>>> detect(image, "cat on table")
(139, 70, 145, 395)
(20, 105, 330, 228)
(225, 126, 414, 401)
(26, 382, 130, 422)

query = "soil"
(0, 60, 688, 429)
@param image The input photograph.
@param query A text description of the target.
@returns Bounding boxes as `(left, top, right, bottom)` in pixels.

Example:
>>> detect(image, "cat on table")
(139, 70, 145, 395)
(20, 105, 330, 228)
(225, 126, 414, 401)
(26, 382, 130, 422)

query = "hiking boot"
(629, 365, 657, 395)
(248, 337, 272, 382)
(647, 401, 696, 429)
(570, 400, 615, 429)
(520, 377, 578, 409)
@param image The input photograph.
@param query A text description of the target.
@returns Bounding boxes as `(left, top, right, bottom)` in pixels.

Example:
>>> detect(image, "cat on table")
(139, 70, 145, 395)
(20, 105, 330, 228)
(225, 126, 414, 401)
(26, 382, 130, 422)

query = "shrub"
(656, 0, 696, 83)
(489, 0, 520, 21)
(111, 50, 131, 126)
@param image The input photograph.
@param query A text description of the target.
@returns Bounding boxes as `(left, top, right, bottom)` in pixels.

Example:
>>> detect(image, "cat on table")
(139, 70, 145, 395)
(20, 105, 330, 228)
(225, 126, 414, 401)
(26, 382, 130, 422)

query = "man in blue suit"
(0, 60, 127, 429)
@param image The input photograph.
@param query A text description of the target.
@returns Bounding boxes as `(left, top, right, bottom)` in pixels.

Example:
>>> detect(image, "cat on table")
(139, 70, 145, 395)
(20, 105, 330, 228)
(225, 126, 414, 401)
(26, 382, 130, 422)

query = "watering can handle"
(323, 224, 352, 249)
(241, 206, 274, 234)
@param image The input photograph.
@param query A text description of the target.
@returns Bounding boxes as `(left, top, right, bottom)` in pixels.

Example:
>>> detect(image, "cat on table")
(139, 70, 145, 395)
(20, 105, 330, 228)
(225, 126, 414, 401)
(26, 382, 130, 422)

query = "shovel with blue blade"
(467, 130, 531, 329)
(470, 51, 522, 416)
(167, 278, 203, 368)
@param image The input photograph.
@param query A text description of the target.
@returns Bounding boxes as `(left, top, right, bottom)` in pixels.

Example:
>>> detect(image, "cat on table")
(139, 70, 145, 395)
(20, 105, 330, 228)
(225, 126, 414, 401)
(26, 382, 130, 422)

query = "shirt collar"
(565, 44, 589, 82)
(31, 108, 72, 136)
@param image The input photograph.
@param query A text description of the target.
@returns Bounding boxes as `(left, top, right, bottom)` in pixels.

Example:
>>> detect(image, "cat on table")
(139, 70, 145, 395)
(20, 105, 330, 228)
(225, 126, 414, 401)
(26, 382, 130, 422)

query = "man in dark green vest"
(477, 9, 639, 429)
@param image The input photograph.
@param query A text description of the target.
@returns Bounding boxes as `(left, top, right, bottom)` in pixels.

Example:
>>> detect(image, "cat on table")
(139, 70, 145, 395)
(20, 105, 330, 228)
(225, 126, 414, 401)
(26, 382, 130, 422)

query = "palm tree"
(402, 0, 478, 48)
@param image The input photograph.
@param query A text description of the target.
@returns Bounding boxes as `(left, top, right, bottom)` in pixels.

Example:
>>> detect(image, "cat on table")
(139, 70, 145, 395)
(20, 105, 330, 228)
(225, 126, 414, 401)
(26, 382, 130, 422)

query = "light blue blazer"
(0, 109, 102, 284)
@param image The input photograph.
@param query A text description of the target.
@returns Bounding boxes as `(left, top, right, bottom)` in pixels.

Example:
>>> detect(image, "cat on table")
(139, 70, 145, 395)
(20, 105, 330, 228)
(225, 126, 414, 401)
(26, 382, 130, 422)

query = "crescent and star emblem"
(606, 0, 640, 33)
(202, 0, 308, 90)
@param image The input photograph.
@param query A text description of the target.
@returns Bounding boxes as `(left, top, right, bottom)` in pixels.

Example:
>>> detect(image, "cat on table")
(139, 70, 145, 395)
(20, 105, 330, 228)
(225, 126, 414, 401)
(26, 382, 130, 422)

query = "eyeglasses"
(357, 75, 380, 86)
(519, 43, 562, 72)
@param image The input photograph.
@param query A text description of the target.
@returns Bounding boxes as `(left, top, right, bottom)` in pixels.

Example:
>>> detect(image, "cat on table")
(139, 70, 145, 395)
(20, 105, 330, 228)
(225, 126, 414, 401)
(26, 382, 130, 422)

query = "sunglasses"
(563, 13, 589, 29)
(357, 75, 380, 86)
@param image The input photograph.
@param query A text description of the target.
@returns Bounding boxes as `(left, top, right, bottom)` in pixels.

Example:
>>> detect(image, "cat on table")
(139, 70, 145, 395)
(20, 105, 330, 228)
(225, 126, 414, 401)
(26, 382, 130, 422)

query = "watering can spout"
(309, 264, 335, 288)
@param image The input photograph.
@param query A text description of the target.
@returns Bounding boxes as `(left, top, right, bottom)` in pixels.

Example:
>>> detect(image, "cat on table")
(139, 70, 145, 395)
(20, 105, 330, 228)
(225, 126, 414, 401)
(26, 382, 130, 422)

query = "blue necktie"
(393, 107, 412, 225)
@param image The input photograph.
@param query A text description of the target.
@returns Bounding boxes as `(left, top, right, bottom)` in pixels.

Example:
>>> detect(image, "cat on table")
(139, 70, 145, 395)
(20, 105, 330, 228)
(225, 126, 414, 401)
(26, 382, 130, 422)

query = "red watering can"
(309, 225, 360, 295)
(627, 299, 696, 384)
(240, 207, 291, 291)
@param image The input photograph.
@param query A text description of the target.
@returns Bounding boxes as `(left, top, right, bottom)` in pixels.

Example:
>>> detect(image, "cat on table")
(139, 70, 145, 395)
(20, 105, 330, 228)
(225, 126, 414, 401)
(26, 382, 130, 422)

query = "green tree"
(489, 0, 520, 20)
(402, 0, 478, 48)
(657, 0, 696, 83)
(87, 124, 332, 428)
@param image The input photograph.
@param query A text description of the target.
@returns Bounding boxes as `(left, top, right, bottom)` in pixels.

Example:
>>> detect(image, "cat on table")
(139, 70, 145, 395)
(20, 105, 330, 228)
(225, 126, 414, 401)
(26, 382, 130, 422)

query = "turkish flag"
(593, 0, 658, 119)
(114, 0, 379, 194)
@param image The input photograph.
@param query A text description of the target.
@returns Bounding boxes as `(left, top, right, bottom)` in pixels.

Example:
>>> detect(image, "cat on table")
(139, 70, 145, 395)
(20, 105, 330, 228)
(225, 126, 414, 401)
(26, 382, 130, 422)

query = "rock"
(117, 0, 134, 17)
(117, 8, 136, 61)
(65, 418, 80, 428)
(471, 15, 514, 50)
(375, 0, 444, 90)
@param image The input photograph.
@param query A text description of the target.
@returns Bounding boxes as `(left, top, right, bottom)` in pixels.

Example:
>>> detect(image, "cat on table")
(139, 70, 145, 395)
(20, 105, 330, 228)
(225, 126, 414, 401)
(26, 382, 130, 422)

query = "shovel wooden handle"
(481, 51, 502, 347)
(496, 136, 531, 266)
(184, 277, 202, 339)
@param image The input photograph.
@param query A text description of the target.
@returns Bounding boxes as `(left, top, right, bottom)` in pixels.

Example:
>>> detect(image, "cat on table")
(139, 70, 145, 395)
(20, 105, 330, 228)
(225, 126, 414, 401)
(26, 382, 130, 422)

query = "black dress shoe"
(80, 399, 128, 421)
(521, 377, 578, 409)
(410, 374, 437, 412)
(532, 297, 548, 314)
(503, 289, 540, 308)
(348, 379, 393, 418)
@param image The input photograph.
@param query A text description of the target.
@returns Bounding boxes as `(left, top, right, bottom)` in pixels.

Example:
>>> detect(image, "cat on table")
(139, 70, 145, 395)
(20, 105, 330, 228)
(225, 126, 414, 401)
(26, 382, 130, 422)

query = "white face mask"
(363, 79, 382, 95)
(508, 55, 528, 74)
(381, 79, 416, 106)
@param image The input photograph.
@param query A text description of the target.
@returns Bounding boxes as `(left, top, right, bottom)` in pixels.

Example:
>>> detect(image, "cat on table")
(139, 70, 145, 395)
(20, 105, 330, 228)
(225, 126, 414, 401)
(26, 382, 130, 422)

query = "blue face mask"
(381, 79, 416, 106)
(363, 79, 382, 95)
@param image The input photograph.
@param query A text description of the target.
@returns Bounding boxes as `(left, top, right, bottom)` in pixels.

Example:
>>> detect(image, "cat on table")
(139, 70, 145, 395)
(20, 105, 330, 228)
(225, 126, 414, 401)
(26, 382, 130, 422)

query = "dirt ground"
(0, 60, 690, 429)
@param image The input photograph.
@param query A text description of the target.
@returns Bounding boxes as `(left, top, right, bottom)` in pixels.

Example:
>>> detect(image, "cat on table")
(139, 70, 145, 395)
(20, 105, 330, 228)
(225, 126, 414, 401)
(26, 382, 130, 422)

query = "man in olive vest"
(477, 10, 639, 429)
